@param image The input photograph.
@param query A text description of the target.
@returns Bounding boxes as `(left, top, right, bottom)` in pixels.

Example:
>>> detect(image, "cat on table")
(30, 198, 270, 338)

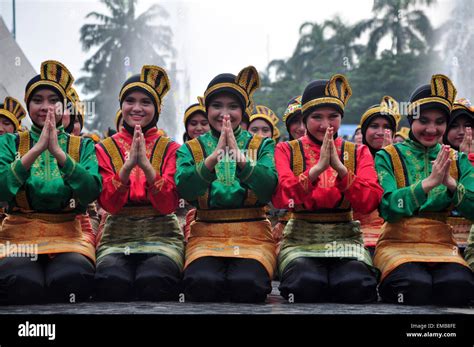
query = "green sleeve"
(237, 137, 278, 204)
(375, 150, 427, 223)
(0, 133, 30, 202)
(452, 152, 474, 221)
(175, 143, 216, 201)
(59, 137, 102, 206)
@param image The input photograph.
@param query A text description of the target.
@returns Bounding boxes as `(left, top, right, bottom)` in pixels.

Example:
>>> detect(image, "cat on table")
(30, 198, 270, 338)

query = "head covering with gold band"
(119, 65, 170, 128)
(407, 74, 457, 124)
(204, 66, 260, 117)
(283, 96, 302, 125)
(184, 96, 207, 125)
(249, 105, 280, 140)
(360, 96, 401, 154)
(25, 60, 74, 111)
(283, 96, 302, 140)
(450, 98, 474, 126)
(65, 86, 85, 132)
(360, 95, 401, 137)
(301, 74, 352, 120)
(0, 97, 27, 132)
(443, 98, 474, 147)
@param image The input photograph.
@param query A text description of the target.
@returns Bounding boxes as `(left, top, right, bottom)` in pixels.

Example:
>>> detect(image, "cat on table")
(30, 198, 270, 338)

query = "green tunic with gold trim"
(374, 139, 474, 280)
(175, 127, 277, 209)
(175, 127, 278, 277)
(0, 125, 102, 261)
(0, 125, 101, 213)
(375, 139, 473, 222)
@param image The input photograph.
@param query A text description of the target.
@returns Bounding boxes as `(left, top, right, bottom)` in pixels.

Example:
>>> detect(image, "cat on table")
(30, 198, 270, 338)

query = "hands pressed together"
(120, 125, 156, 185)
(21, 106, 66, 169)
(308, 127, 348, 182)
(459, 127, 473, 155)
(205, 115, 246, 171)
(422, 144, 457, 193)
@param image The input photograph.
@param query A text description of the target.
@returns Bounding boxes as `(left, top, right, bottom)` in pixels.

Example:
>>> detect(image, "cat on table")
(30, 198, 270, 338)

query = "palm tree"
(358, 0, 436, 57)
(323, 16, 366, 69)
(77, 0, 175, 132)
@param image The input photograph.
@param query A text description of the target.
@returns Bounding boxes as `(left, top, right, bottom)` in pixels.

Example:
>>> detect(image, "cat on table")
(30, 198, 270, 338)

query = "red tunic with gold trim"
(272, 135, 383, 275)
(272, 136, 382, 213)
(94, 128, 184, 269)
(96, 128, 179, 214)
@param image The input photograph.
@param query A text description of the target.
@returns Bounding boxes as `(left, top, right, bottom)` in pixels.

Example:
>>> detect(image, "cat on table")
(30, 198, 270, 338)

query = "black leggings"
(95, 253, 182, 301)
(0, 253, 95, 304)
(183, 256, 272, 303)
(279, 257, 378, 303)
(379, 262, 474, 306)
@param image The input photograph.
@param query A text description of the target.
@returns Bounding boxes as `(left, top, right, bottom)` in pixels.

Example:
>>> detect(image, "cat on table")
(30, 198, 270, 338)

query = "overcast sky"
(0, 0, 452, 132)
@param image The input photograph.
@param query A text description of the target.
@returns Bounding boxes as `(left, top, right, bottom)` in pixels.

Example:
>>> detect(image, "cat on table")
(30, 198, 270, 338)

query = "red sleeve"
(335, 144, 383, 214)
(95, 142, 130, 214)
(272, 142, 317, 209)
(468, 153, 474, 166)
(145, 141, 180, 214)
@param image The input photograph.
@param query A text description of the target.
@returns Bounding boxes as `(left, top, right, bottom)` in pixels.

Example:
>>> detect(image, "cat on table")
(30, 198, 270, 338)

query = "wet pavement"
(1, 282, 472, 315)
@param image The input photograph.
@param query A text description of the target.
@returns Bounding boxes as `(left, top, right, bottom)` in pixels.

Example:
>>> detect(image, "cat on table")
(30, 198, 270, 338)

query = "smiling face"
(288, 114, 306, 140)
(365, 116, 392, 150)
(447, 115, 472, 148)
(411, 108, 447, 147)
(0, 116, 15, 135)
(186, 112, 210, 139)
(28, 88, 63, 127)
(249, 118, 273, 139)
(122, 91, 156, 128)
(305, 106, 342, 142)
(207, 93, 243, 132)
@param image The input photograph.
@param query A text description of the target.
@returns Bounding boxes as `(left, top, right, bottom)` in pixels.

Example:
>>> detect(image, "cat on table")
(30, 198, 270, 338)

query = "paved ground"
(1, 282, 473, 315)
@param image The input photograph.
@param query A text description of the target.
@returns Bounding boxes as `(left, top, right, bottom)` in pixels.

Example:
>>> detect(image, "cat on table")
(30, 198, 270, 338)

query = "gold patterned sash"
(374, 217, 468, 281)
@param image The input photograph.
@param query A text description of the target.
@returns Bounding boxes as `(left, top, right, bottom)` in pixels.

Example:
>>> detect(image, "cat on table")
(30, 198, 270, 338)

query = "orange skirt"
(374, 217, 469, 281)
(185, 208, 276, 277)
(0, 213, 96, 262)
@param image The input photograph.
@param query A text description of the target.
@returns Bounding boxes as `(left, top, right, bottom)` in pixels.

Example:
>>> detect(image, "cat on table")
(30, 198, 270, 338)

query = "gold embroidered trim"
(407, 97, 452, 114)
(448, 149, 458, 181)
(289, 140, 304, 176)
(187, 138, 209, 209)
(455, 183, 465, 208)
(101, 137, 124, 173)
(68, 135, 81, 162)
(204, 83, 249, 106)
(243, 135, 263, 206)
(15, 132, 31, 210)
(150, 136, 170, 174)
(384, 144, 406, 189)
(119, 82, 162, 112)
(301, 97, 344, 114)
(24, 80, 67, 104)
(338, 141, 356, 208)
(0, 110, 20, 130)
(184, 104, 206, 125)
